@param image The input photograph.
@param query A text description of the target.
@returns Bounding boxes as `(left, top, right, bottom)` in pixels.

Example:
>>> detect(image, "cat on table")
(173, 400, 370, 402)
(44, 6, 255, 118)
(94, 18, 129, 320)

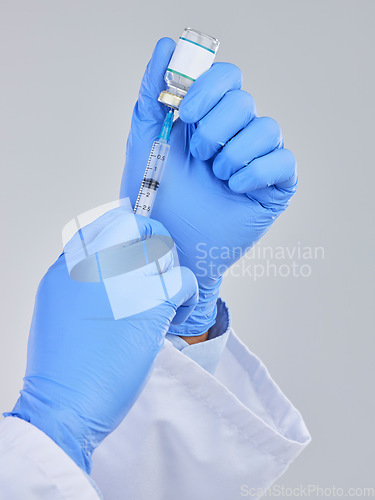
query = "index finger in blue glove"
(179, 62, 243, 124)
(190, 89, 256, 161)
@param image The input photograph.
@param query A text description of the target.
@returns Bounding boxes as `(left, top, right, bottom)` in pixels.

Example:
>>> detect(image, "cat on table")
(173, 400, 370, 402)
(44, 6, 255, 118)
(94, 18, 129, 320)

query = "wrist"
(4, 389, 93, 473)
(179, 330, 209, 344)
(168, 277, 222, 336)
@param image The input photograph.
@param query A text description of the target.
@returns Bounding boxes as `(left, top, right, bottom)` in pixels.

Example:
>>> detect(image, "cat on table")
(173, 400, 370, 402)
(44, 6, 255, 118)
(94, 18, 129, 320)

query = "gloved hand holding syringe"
(133, 28, 220, 216)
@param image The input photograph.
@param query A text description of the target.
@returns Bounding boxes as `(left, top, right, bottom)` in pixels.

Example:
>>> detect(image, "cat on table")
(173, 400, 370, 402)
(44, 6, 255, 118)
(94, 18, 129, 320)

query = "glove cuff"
(168, 277, 222, 336)
(3, 390, 94, 473)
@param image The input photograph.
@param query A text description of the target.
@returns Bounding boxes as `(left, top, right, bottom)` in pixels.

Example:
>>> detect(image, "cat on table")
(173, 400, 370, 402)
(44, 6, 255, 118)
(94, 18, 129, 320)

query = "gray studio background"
(1, 0, 374, 493)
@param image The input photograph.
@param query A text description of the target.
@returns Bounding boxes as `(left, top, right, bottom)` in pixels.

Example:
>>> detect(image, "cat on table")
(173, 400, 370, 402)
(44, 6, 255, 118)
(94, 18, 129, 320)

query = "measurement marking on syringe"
(143, 179, 159, 190)
(134, 109, 174, 217)
(133, 139, 171, 215)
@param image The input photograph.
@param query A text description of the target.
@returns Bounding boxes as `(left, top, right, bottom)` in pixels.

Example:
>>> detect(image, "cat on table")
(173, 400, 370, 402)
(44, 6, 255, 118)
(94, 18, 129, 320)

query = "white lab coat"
(0, 306, 310, 500)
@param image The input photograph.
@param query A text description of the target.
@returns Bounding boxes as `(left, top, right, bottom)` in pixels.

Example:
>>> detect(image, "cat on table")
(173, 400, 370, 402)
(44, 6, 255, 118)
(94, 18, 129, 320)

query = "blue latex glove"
(4, 206, 198, 473)
(121, 38, 297, 336)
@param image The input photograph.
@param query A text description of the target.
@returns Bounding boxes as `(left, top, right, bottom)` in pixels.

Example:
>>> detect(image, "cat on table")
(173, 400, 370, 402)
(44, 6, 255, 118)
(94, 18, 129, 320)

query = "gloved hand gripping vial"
(133, 28, 219, 217)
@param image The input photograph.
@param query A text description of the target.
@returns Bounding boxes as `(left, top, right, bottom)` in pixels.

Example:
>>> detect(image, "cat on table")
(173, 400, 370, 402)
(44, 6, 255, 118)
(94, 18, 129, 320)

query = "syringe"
(133, 109, 174, 217)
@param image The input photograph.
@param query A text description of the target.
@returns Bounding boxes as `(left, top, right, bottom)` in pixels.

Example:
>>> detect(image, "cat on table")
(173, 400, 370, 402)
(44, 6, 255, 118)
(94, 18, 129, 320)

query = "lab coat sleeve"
(91, 299, 311, 500)
(0, 416, 101, 500)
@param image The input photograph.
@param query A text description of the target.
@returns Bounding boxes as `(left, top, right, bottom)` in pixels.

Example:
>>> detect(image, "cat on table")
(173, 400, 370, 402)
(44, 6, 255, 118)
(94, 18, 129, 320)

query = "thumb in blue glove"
(4, 202, 198, 472)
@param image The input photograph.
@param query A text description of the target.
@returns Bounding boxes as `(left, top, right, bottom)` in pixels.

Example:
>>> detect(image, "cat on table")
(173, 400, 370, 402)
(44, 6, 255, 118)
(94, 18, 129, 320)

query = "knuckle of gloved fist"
(259, 116, 282, 147)
(192, 124, 215, 150)
(283, 147, 296, 163)
(249, 161, 263, 181)
(283, 148, 298, 174)
(212, 61, 243, 88)
(179, 101, 198, 124)
(229, 89, 255, 115)
(213, 150, 235, 180)
(279, 149, 298, 188)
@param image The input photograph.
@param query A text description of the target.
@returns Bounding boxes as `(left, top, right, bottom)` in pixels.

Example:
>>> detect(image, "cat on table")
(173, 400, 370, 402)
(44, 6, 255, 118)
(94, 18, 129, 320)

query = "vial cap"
(158, 91, 183, 110)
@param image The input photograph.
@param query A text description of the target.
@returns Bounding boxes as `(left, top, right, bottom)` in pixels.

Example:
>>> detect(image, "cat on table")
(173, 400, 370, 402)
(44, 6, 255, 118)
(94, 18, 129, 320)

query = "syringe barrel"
(133, 140, 171, 217)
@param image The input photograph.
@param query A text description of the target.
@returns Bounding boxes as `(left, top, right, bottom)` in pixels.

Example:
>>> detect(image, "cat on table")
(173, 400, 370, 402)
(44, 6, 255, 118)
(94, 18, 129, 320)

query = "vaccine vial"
(158, 28, 220, 110)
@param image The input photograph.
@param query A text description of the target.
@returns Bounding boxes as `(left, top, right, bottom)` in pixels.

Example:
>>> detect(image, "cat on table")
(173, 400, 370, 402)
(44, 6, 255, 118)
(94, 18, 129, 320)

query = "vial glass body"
(159, 28, 219, 109)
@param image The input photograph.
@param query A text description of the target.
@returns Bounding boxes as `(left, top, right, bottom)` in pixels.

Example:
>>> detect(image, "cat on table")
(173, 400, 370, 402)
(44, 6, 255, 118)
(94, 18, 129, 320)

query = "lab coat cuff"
(0, 416, 102, 499)
(162, 334, 311, 472)
(90, 326, 311, 498)
(215, 331, 312, 465)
